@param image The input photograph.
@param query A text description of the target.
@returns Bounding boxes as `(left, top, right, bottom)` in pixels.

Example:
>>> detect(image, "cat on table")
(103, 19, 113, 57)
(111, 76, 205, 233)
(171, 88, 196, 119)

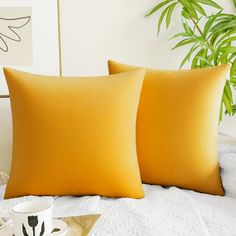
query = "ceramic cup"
(11, 201, 53, 236)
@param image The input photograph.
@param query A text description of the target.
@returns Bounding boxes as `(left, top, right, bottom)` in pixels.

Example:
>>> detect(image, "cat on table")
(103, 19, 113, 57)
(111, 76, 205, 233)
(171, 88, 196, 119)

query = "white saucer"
(0, 219, 68, 236)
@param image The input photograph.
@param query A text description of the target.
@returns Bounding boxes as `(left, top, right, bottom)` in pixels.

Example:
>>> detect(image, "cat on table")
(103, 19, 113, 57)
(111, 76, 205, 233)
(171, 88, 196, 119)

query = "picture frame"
(0, 0, 60, 96)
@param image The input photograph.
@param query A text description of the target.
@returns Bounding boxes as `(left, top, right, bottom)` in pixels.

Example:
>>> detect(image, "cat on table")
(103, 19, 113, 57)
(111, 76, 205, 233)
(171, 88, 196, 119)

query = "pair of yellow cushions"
(4, 60, 229, 199)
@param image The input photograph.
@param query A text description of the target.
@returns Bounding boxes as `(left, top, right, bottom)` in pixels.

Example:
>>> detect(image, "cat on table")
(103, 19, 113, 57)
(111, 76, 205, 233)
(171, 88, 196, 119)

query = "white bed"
(1, 143, 236, 235)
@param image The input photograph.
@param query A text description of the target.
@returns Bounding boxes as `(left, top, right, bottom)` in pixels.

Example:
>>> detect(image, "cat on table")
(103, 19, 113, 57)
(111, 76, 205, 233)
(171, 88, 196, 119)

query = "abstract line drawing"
(0, 16, 31, 52)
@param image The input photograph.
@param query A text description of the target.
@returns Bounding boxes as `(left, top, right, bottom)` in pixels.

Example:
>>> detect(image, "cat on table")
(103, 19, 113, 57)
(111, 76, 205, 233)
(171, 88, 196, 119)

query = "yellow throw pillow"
(4, 68, 145, 199)
(108, 60, 230, 195)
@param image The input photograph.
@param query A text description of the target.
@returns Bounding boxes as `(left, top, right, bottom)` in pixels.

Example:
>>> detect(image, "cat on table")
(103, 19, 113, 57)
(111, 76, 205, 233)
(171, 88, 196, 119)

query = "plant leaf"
(221, 46, 236, 54)
(232, 104, 236, 115)
(211, 21, 236, 33)
(230, 59, 236, 77)
(200, 49, 208, 67)
(172, 38, 195, 50)
(182, 8, 190, 19)
(145, 0, 175, 16)
(191, 1, 207, 16)
(183, 22, 194, 35)
(214, 46, 221, 66)
(229, 52, 236, 60)
(171, 32, 189, 39)
(180, 44, 200, 68)
(224, 80, 233, 102)
(191, 48, 205, 68)
(218, 36, 236, 48)
(194, 0, 223, 10)
(157, 5, 171, 34)
(178, 0, 198, 19)
(219, 98, 223, 123)
(223, 93, 232, 114)
(166, 2, 178, 28)
(203, 12, 221, 39)
(230, 79, 236, 86)
(209, 32, 222, 47)
(196, 56, 213, 67)
(215, 30, 236, 46)
(221, 42, 231, 64)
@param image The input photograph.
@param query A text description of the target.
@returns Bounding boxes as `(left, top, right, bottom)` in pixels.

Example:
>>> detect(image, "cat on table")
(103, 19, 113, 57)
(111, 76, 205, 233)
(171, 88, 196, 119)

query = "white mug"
(11, 201, 53, 236)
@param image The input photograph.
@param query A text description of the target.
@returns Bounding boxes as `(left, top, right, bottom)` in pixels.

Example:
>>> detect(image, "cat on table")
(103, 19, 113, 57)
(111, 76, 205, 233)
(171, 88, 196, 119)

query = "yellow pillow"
(108, 60, 229, 195)
(4, 68, 145, 199)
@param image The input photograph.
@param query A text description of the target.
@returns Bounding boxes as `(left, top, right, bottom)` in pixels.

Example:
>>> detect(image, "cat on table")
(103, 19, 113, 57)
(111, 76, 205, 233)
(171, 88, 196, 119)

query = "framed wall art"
(0, 0, 60, 95)
(0, 7, 32, 66)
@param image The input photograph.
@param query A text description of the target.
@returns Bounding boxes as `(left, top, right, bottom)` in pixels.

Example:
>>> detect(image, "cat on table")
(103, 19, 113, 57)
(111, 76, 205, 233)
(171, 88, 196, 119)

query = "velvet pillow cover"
(4, 68, 145, 199)
(108, 60, 230, 195)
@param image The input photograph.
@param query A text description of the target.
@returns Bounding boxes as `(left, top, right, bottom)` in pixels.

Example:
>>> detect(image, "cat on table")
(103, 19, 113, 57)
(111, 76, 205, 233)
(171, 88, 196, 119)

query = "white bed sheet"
(91, 185, 210, 236)
(0, 144, 236, 235)
(1, 184, 236, 235)
(186, 190, 236, 235)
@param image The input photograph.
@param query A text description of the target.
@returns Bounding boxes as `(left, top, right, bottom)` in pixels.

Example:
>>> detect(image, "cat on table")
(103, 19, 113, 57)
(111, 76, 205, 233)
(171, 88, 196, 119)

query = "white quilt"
(91, 185, 210, 236)
(187, 190, 236, 235)
(1, 144, 236, 235)
(0, 185, 210, 236)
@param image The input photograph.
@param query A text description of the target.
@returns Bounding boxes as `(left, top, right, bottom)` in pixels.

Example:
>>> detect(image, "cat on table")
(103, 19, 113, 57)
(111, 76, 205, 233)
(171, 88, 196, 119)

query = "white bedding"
(186, 190, 236, 235)
(1, 144, 236, 235)
(91, 185, 210, 236)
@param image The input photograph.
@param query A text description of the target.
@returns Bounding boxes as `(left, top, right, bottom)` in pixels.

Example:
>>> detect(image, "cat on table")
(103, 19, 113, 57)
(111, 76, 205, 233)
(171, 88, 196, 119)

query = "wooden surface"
(63, 215, 101, 236)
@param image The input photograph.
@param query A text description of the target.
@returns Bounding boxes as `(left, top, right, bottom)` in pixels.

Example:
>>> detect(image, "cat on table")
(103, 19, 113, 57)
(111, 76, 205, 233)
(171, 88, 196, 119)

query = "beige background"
(0, 7, 32, 66)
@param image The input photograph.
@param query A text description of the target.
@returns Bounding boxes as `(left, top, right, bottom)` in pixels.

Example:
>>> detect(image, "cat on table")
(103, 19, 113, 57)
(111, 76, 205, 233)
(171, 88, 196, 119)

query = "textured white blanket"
(187, 190, 236, 236)
(219, 144, 236, 198)
(185, 144, 236, 236)
(1, 183, 236, 235)
(91, 185, 209, 236)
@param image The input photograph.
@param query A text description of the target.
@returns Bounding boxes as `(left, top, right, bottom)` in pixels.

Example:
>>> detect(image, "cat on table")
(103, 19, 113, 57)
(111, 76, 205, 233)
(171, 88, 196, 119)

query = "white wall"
(60, 0, 235, 74)
(60, 0, 183, 76)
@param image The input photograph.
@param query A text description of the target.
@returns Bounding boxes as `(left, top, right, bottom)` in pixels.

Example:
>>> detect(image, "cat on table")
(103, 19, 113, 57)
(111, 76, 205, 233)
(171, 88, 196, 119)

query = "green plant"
(146, 0, 236, 122)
